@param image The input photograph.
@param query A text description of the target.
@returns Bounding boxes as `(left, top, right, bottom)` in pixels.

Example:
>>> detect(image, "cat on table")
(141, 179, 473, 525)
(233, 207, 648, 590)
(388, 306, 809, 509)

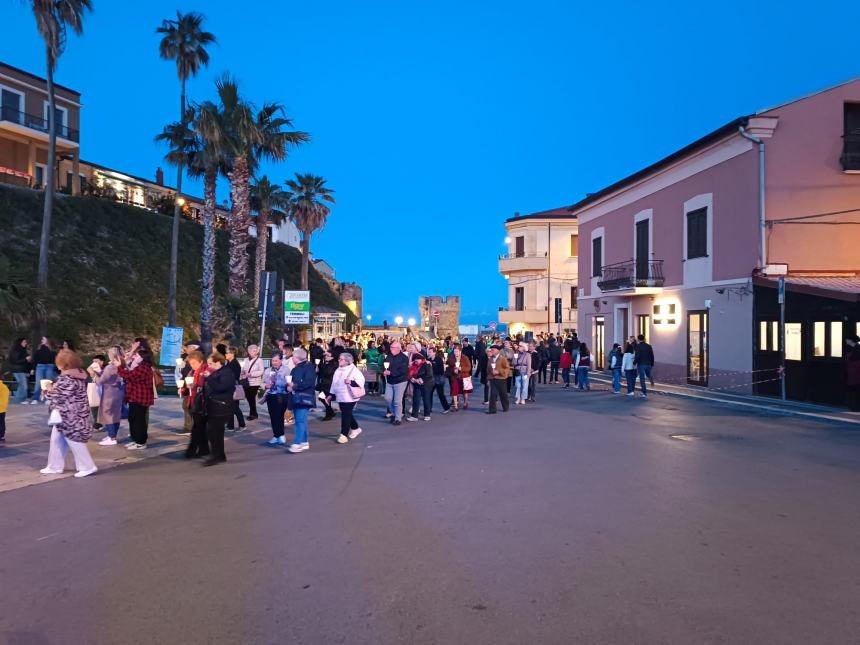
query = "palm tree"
(285, 173, 336, 290)
(250, 175, 289, 298)
(32, 0, 92, 290)
(157, 11, 216, 327)
(156, 102, 226, 352)
(215, 75, 309, 297)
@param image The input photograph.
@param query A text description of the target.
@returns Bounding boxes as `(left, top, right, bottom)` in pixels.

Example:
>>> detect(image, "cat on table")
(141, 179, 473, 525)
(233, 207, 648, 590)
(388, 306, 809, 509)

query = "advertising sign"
(284, 290, 311, 324)
(159, 326, 184, 367)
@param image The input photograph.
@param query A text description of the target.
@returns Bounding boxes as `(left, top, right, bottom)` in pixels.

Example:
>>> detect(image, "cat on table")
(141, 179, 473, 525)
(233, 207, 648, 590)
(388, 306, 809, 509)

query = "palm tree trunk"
(36, 48, 56, 291)
(228, 156, 251, 296)
(301, 233, 310, 290)
(167, 79, 186, 327)
(254, 207, 269, 300)
(200, 166, 217, 353)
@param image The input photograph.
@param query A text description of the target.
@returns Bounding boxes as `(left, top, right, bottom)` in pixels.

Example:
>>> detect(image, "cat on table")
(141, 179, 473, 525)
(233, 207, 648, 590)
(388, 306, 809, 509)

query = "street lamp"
(504, 236, 511, 244)
(407, 317, 416, 327)
(366, 314, 372, 322)
(394, 315, 404, 326)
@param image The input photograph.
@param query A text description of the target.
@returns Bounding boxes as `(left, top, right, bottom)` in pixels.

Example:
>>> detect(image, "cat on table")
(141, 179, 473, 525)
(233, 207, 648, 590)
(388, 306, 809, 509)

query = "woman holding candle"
(445, 345, 473, 411)
(240, 344, 265, 421)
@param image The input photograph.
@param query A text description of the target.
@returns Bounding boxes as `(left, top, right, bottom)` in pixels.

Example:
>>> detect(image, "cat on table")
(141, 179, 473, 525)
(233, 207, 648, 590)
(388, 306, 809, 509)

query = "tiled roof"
(506, 206, 575, 222)
(758, 276, 860, 302)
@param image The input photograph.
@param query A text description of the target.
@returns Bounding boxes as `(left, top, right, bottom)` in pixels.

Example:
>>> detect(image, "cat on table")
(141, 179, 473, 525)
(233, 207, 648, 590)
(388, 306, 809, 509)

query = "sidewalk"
(0, 395, 281, 493)
(588, 372, 860, 426)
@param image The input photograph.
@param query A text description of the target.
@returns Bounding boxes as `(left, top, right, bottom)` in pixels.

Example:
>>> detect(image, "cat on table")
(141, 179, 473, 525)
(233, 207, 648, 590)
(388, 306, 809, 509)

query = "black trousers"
(226, 399, 245, 429)
(206, 414, 229, 460)
(489, 378, 509, 412)
(506, 376, 512, 393)
(848, 384, 860, 412)
(550, 361, 560, 382)
(539, 361, 548, 384)
(528, 374, 537, 400)
(322, 395, 335, 417)
(266, 393, 289, 437)
(188, 413, 210, 457)
(433, 380, 450, 411)
(127, 403, 149, 445)
(243, 385, 259, 417)
(411, 383, 433, 417)
(339, 401, 359, 436)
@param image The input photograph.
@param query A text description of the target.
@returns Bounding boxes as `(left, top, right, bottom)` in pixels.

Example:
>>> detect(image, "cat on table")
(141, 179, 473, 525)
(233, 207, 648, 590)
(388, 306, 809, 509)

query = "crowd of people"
(2, 330, 658, 477)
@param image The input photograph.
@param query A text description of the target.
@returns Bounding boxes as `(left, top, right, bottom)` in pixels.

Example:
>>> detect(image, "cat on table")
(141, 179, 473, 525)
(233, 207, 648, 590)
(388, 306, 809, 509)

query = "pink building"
(573, 79, 860, 404)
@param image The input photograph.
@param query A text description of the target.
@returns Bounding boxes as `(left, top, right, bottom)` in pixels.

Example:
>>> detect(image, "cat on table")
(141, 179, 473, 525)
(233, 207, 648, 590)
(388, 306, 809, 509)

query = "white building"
(249, 218, 300, 249)
(499, 207, 579, 336)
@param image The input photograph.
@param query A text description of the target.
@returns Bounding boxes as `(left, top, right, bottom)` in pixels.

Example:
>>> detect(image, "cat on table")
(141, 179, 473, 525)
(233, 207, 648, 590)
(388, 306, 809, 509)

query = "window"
(34, 164, 45, 186)
(813, 321, 843, 358)
(758, 321, 780, 352)
(841, 103, 860, 170)
(831, 321, 843, 358)
(514, 287, 524, 311)
(65, 172, 73, 192)
(554, 298, 562, 323)
(686, 207, 707, 259)
(570, 234, 579, 257)
(591, 237, 602, 277)
(1, 87, 23, 124)
(570, 286, 578, 309)
(813, 322, 826, 357)
(785, 323, 802, 361)
(514, 236, 525, 257)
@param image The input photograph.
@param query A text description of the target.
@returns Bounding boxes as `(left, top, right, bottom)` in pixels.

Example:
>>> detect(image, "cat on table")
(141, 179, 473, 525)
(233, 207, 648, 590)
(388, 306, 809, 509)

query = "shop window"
(813, 321, 843, 358)
(759, 321, 769, 351)
(785, 323, 802, 361)
(759, 321, 780, 352)
(636, 314, 650, 343)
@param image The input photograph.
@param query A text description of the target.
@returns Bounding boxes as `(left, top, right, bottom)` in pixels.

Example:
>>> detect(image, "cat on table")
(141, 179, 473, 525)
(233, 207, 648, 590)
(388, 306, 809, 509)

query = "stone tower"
(418, 296, 460, 339)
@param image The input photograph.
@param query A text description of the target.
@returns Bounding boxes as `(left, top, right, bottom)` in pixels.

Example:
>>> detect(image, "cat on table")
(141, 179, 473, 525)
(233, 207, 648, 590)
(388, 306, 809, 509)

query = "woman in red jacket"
(116, 340, 155, 450)
(559, 350, 574, 388)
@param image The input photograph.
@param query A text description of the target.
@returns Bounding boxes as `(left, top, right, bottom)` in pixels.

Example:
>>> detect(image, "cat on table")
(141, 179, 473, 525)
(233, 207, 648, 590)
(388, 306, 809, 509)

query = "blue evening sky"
(4, 1, 859, 324)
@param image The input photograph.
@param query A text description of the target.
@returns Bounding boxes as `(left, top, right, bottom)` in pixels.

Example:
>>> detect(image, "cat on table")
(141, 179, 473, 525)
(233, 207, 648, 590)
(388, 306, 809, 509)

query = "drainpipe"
(739, 125, 766, 269)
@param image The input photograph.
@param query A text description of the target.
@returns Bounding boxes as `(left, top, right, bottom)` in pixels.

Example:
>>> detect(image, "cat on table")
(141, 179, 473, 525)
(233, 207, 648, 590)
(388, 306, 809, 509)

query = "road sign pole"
(258, 272, 271, 351)
(778, 276, 786, 401)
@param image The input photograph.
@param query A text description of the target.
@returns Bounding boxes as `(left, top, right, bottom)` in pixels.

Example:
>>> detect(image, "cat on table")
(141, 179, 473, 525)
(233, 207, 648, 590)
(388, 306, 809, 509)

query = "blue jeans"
(638, 364, 653, 395)
(612, 368, 621, 392)
(31, 364, 57, 400)
(104, 422, 120, 439)
(577, 367, 590, 390)
(12, 372, 28, 402)
(293, 407, 309, 444)
(561, 367, 570, 386)
(514, 373, 529, 401)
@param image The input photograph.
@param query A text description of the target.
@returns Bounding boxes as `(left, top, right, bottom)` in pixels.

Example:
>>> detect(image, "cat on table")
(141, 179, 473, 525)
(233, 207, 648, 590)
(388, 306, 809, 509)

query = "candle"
(314, 359, 320, 365)
(286, 374, 293, 384)
(383, 361, 390, 369)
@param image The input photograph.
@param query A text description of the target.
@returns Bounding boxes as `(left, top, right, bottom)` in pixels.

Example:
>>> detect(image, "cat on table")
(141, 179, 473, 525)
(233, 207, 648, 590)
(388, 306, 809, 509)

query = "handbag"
(348, 367, 366, 399)
(48, 408, 63, 426)
(462, 375, 474, 392)
(233, 383, 245, 401)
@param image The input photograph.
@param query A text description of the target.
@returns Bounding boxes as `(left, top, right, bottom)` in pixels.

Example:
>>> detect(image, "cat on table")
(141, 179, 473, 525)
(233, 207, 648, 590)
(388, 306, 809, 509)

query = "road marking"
(36, 533, 59, 541)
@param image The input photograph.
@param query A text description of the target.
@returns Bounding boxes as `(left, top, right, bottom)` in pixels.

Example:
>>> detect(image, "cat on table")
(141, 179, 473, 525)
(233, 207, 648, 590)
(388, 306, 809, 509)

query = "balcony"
(0, 106, 79, 143)
(498, 251, 548, 273)
(597, 259, 665, 292)
(499, 305, 549, 324)
(840, 133, 860, 172)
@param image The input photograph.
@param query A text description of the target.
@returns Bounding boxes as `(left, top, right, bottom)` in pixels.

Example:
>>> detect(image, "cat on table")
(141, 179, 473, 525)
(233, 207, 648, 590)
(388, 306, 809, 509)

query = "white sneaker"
(30, 400, 38, 405)
(301, 442, 309, 450)
(40, 467, 63, 474)
(423, 417, 431, 422)
(287, 443, 307, 453)
(20, 400, 30, 404)
(74, 467, 98, 478)
(348, 427, 362, 439)
(126, 443, 146, 450)
(267, 437, 281, 445)
(405, 416, 418, 422)
(337, 435, 349, 444)
(626, 392, 635, 397)
(99, 437, 117, 446)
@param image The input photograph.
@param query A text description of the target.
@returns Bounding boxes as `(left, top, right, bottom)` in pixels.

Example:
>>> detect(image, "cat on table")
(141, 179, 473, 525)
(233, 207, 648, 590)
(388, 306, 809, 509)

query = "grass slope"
(0, 185, 354, 354)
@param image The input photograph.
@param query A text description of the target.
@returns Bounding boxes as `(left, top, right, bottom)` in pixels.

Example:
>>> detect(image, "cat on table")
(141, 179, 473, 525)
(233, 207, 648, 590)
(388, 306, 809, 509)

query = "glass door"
(687, 310, 708, 385)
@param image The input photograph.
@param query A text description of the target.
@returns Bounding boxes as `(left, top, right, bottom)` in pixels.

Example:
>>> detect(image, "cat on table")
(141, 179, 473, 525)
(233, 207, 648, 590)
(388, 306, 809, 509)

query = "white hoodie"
(330, 365, 366, 403)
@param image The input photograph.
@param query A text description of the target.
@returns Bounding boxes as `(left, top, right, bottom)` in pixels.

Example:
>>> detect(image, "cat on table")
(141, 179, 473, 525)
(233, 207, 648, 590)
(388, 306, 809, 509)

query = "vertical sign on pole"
(778, 276, 786, 401)
(258, 272, 271, 351)
(284, 289, 311, 344)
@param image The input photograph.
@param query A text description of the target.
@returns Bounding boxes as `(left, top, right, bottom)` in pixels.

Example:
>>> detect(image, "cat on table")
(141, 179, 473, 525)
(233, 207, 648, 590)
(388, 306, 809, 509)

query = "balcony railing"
(840, 133, 860, 171)
(498, 251, 548, 260)
(0, 106, 79, 142)
(499, 305, 548, 312)
(597, 259, 664, 291)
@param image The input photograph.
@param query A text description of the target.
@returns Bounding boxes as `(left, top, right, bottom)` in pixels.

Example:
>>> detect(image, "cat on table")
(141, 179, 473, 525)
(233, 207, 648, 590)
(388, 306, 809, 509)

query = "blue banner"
(159, 326, 184, 367)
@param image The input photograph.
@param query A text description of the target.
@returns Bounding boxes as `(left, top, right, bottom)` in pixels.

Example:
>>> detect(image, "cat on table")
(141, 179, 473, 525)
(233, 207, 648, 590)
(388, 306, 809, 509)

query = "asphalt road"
(2, 386, 860, 645)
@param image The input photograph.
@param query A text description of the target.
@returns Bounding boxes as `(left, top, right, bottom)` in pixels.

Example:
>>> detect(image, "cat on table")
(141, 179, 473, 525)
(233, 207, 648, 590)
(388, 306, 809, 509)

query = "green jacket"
(364, 348, 382, 371)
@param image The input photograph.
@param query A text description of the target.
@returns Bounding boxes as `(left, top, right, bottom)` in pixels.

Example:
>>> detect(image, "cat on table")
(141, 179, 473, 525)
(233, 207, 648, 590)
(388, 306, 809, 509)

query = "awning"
(755, 276, 860, 302)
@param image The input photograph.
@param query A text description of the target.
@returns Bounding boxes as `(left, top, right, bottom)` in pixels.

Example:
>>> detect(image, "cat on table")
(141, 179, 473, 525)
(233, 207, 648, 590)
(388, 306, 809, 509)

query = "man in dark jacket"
(383, 341, 409, 425)
(633, 334, 655, 398)
(527, 340, 540, 402)
(287, 348, 317, 452)
(548, 340, 562, 383)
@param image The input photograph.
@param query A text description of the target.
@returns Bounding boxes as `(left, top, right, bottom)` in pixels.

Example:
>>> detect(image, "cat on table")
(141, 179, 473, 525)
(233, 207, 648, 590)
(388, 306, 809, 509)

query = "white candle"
(286, 375, 293, 384)
(383, 361, 390, 369)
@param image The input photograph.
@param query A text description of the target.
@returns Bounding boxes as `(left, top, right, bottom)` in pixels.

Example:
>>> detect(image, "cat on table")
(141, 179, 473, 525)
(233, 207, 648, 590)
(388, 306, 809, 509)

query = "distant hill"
(0, 185, 355, 357)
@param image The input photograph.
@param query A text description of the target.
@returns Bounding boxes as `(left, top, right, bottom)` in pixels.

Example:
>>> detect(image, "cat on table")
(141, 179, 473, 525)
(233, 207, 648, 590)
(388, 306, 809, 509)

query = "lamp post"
(394, 315, 404, 327)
